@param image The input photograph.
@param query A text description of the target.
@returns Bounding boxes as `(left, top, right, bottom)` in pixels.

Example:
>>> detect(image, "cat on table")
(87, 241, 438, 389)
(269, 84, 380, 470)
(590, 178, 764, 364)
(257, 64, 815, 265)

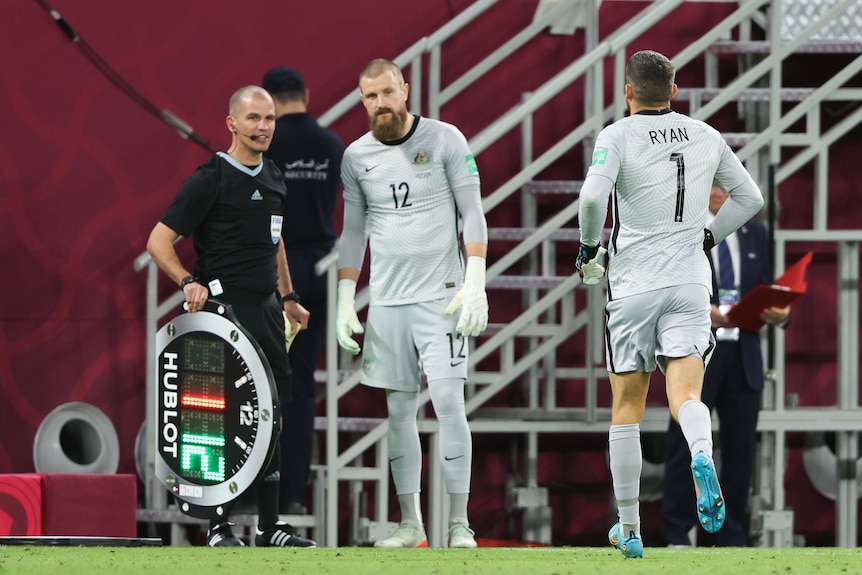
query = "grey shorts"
(605, 284, 715, 374)
(360, 298, 468, 391)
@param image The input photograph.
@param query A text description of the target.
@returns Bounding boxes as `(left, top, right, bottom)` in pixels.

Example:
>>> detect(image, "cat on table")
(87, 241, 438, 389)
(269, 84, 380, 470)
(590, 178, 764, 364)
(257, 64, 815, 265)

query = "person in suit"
(661, 183, 790, 547)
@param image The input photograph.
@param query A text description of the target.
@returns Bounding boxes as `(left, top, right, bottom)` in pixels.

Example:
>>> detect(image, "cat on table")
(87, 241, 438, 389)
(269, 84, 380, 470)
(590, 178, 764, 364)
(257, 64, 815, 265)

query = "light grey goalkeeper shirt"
(338, 116, 485, 306)
(578, 109, 763, 300)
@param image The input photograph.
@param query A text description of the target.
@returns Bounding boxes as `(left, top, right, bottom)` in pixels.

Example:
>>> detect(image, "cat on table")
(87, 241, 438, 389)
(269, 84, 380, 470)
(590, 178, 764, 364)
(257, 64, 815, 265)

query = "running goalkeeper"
(576, 50, 764, 558)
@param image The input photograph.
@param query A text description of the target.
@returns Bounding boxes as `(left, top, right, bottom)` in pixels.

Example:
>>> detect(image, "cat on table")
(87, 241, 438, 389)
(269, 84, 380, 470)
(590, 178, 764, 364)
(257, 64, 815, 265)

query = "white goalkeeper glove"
(336, 279, 364, 355)
(444, 256, 489, 337)
(575, 244, 607, 285)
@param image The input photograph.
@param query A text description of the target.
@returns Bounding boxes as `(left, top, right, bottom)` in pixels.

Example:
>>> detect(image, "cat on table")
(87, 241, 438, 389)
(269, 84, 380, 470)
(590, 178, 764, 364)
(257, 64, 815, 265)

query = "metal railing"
(312, 0, 862, 547)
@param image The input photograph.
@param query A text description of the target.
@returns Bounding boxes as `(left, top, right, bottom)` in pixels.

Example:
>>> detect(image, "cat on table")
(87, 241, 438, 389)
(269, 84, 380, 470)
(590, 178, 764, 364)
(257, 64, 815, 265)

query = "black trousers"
(221, 289, 291, 478)
(661, 341, 762, 546)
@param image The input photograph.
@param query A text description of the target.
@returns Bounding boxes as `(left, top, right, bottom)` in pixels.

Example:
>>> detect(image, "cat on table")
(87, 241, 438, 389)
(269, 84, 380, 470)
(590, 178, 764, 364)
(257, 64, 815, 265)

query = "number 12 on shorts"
(447, 332, 466, 368)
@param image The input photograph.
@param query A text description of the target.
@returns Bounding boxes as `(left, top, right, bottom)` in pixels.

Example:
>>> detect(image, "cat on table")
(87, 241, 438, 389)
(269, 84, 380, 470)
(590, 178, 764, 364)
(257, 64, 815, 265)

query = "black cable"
(34, 0, 216, 154)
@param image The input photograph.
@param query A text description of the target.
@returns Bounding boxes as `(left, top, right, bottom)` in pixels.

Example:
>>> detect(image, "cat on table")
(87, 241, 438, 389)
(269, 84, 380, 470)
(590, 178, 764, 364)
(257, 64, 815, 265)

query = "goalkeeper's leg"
(607, 371, 649, 557)
(385, 389, 423, 517)
(373, 390, 428, 548)
(429, 378, 477, 548)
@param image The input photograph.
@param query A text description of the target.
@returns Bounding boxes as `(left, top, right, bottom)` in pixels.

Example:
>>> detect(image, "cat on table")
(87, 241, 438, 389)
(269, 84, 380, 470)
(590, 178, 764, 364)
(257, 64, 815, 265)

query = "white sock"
(397, 493, 423, 528)
(448, 492, 469, 525)
(678, 399, 713, 458)
(608, 423, 641, 531)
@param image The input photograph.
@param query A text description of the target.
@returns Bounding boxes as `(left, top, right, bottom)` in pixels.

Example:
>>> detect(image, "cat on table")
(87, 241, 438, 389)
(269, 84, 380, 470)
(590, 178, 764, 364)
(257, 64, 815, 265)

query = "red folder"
(725, 251, 812, 332)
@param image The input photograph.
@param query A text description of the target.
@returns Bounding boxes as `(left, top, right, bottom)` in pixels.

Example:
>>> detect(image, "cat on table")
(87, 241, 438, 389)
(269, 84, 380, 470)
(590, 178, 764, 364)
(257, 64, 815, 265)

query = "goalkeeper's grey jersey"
(586, 109, 753, 300)
(341, 116, 480, 305)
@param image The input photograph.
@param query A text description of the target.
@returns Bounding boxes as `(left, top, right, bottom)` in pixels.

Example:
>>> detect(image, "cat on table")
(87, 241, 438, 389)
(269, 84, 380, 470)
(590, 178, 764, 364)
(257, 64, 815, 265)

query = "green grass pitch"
(2, 546, 862, 575)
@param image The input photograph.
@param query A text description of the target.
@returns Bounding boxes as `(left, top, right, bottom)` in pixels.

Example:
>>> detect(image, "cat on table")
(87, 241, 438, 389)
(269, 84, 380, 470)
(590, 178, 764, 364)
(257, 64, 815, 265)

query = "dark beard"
(369, 108, 409, 141)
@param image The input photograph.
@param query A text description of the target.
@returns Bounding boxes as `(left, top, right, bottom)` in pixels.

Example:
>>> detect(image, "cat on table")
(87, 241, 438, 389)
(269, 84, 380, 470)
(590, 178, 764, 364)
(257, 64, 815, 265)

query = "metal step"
(676, 87, 816, 103)
(720, 132, 757, 147)
(487, 275, 570, 290)
(481, 322, 573, 337)
(313, 416, 382, 432)
(708, 40, 862, 54)
(522, 180, 583, 194)
(488, 227, 581, 241)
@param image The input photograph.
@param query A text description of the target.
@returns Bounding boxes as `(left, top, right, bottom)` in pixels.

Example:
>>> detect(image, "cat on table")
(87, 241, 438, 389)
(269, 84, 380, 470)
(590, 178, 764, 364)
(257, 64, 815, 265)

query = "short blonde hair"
(359, 58, 404, 86)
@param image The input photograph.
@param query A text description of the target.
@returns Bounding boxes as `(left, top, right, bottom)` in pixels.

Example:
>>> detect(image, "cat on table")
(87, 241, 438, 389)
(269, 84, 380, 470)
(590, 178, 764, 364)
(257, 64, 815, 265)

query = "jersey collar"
(381, 115, 421, 146)
(634, 108, 672, 116)
(217, 151, 264, 176)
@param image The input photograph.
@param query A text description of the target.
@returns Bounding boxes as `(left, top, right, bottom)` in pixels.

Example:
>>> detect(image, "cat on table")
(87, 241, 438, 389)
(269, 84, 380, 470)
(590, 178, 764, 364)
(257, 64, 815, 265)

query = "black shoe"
(255, 522, 316, 547)
(207, 522, 245, 547)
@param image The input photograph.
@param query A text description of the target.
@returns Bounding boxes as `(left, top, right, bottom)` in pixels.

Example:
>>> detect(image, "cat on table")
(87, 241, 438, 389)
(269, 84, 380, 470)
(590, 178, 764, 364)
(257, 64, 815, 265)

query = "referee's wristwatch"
(281, 291, 301, 304)
(180, 275, 199, 290)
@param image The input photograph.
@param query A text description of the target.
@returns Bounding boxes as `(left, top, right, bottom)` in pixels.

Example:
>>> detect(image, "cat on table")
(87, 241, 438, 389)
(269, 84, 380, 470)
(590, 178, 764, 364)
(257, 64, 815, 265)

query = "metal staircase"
(310, 0, 862, 548)
(135, 0, 862, 547)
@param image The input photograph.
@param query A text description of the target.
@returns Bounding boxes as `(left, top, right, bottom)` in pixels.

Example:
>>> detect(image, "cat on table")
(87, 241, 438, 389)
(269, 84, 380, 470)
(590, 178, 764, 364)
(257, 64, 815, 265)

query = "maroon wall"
(2, 0, 860, 545)
(0, 0, 488, 474)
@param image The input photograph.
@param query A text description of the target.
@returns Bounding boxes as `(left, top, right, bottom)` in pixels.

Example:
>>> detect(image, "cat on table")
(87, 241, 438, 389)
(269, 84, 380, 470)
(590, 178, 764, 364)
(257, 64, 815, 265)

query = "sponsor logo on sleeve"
(592, 148, 609, 166)
(465, 154, 479, 175)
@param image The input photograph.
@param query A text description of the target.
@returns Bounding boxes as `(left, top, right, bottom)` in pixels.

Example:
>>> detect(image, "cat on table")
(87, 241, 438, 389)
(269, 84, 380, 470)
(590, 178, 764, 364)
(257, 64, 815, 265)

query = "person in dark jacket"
(262, 66, 345, 515)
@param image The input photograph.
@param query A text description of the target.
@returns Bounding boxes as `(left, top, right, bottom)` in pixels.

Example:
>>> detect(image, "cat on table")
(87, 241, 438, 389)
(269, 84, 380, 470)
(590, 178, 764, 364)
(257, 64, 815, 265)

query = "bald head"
(225, 85, 276, 157)
(229, 85, 273, 116)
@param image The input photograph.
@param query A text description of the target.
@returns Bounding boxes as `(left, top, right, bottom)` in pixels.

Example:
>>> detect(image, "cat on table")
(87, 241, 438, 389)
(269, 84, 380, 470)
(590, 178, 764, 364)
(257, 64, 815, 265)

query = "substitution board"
(153, 299, 279, 519)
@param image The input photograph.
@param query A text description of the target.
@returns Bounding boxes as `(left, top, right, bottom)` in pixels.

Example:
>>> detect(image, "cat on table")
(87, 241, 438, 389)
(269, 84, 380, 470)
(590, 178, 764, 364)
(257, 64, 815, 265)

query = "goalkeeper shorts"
(360, 298, 468, 391)
(604, 283, 715, 375)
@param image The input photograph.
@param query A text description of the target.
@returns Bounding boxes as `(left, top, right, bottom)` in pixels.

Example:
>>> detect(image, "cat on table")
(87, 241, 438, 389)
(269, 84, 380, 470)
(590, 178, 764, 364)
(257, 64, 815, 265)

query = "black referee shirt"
(160, 152, 287, 295)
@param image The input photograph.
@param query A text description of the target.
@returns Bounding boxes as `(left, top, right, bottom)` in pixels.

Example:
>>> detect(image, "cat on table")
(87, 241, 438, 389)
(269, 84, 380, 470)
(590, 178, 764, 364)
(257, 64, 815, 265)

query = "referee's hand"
(182, 281, 209, 313)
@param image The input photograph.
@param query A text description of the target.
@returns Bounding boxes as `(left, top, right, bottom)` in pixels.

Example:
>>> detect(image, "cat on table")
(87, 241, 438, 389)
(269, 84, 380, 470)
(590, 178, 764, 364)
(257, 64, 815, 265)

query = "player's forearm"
(465, 242, 487, 259)
(337, 267, 361, 282)
(453, 183, 487, 245)
(336, 198, 368, 271)
(577, 174, 612, 246)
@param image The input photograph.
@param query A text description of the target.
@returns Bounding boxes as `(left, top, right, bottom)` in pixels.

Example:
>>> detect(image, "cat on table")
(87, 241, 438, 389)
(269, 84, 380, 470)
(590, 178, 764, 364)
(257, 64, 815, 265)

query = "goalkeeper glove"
(703, 228, 716, 252)
(575, 244, 607, 285)
(336, 279, 364, 355)
(444, 256, 489, 337)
